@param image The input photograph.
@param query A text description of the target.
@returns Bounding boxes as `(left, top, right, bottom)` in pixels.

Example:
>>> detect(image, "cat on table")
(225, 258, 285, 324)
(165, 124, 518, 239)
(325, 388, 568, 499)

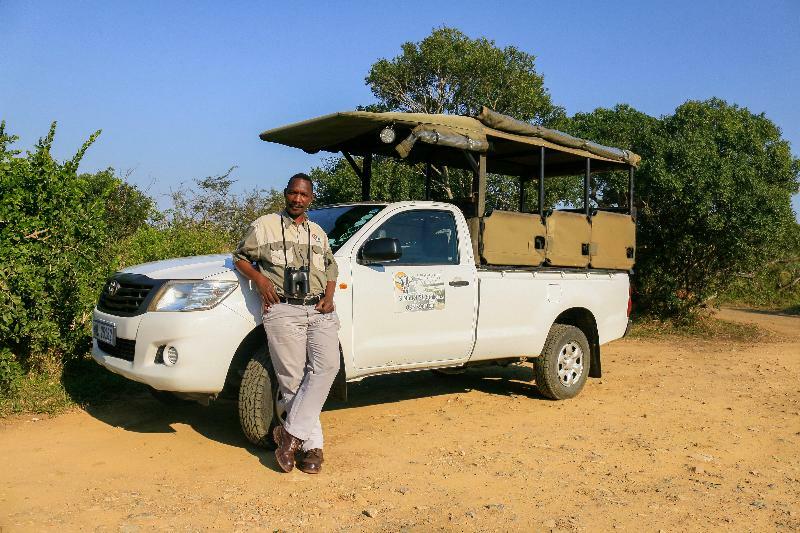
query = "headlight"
(151, 280, 238, 312)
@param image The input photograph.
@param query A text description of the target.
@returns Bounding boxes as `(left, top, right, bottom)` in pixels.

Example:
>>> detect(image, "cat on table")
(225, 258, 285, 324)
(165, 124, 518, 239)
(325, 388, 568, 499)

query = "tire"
(534, 324, 591, 400)
(147, 386, 193, 405)
(238, 347, 279, 450)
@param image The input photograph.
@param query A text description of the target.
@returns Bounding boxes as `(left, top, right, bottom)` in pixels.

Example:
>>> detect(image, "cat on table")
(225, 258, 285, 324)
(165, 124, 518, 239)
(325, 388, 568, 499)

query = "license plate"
(92, 319, 117, 346)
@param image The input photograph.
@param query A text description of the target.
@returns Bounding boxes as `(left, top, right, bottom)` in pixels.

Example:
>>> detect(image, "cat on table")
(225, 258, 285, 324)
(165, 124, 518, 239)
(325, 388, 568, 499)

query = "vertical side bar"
(362, 153, 372, 201)
(518, 177, 527, 212)
(584, 157, 591, 216)
(477, 153, 487, 218)
(628, 166, 635, 216)
(425, 162, 432, 200)
(539, 146, 545, 216)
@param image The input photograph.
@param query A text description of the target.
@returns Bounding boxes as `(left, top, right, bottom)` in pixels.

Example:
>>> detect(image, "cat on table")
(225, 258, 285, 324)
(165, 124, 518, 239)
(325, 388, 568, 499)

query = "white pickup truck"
(93, 200, 631, 447)
(92, 108, 638, 447)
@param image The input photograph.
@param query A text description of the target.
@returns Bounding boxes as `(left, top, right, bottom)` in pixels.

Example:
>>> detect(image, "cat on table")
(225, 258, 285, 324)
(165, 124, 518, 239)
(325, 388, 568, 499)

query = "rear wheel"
(238, 347, 279, 449)
(535, 324, 590, 400)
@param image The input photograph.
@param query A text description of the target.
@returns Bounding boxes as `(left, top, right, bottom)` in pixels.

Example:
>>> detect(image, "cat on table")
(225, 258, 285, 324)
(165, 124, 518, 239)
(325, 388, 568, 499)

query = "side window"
(369, 210, 459, 265)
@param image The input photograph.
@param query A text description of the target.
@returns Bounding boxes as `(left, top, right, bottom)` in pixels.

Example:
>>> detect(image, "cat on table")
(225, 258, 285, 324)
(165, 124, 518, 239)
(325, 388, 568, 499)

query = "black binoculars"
(284, 266, 311, 297)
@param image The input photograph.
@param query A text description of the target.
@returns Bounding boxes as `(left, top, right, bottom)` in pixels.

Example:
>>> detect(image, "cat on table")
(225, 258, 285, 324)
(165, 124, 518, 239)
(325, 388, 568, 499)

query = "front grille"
(98, 338, 136, 362)
(97, 274, 163, 316)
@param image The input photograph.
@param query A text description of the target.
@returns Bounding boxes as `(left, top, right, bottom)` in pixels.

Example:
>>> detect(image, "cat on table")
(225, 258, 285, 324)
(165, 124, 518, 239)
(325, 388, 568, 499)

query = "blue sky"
(2, 1, 799, 218)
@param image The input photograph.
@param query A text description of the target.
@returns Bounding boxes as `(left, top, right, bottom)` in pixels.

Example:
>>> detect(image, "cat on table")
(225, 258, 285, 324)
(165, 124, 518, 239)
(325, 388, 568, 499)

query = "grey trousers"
(262, 303, 340, 451)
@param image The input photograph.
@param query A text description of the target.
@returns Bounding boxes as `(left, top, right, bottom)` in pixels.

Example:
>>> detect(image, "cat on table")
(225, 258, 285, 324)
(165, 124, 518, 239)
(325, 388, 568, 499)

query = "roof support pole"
(584, 157, 591, 216)
(362, 153, 372, 201)
(462, 150, 479, 173)
(342, 151, 372, 201)
(539, 146, 545, 217)
(425, 162, 432, 200)
(628, 166, 635, 218)
(342, 151, 363, 179)
(519, 177, 527, 212)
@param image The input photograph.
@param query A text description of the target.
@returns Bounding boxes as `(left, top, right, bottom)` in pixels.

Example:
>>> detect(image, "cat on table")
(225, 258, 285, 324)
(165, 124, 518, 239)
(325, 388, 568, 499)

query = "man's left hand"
(315, 295, 335, 314)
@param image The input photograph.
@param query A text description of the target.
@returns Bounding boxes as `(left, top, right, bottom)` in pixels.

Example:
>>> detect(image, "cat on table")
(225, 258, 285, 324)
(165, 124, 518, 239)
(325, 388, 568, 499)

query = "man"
(232, 173, 339, 474)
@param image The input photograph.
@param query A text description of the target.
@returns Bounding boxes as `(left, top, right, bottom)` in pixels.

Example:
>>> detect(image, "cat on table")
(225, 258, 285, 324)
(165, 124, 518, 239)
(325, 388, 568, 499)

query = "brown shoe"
(273, 425, 303, 473)
(297, 448, 324, 474)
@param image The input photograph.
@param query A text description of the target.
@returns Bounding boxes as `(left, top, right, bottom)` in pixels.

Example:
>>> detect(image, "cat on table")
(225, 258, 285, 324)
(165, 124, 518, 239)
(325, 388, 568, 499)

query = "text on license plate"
(92, 319, 117, 346)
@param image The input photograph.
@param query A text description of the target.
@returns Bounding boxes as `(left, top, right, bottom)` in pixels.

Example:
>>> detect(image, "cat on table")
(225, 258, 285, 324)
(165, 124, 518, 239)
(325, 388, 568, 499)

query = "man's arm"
(235, 259, 280, 309)
(314, 234, 339, 314)
(315, 279, 336, 313)
(232, 220, 280, 310)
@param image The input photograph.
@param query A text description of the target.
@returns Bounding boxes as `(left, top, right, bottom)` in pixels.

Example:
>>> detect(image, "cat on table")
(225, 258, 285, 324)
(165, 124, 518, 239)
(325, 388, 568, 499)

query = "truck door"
(351, 208, 477, 370)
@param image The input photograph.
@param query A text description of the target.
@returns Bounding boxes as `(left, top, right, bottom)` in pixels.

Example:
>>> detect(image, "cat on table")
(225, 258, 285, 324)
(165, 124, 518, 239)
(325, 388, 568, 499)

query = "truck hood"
(121, 254, 236, 280)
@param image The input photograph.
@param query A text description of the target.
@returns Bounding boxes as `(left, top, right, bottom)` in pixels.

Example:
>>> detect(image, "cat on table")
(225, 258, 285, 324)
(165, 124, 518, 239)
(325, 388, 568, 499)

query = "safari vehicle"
(92, 107, 639, 448)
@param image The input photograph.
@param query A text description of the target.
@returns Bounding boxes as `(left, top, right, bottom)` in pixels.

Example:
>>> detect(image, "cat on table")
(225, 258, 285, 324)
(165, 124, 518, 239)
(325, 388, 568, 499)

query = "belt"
(278, 294, 323, 305)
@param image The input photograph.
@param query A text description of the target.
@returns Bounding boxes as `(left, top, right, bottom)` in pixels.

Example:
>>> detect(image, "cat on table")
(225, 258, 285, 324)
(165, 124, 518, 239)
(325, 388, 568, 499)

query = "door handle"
(449, 280, 470, 287)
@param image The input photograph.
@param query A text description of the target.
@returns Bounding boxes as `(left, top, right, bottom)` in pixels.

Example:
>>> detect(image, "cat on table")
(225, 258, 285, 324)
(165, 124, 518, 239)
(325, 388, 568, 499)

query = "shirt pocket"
(311, 244, 324, 270)
(269, 243, 294, 265)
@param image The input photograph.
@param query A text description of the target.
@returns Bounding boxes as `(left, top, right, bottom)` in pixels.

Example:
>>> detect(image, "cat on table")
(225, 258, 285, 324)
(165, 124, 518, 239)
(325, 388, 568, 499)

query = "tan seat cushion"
(545, 211, 591, 268)
(590, 211, 635, 270)
(481, 211, 545, 266)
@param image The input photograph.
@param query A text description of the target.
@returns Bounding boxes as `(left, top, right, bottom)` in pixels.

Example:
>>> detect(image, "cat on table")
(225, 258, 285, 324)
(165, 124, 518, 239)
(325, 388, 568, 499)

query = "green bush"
(0, 348, 23, 395)
(721, 221, 800, 310)
(0, 122, 113, 367)
(566, 100, 799, 318)
(118, 223, 234, 267)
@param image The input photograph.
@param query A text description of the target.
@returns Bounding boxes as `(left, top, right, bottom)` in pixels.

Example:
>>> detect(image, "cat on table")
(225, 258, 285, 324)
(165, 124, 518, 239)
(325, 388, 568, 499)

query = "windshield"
(308, 205, 385, 252)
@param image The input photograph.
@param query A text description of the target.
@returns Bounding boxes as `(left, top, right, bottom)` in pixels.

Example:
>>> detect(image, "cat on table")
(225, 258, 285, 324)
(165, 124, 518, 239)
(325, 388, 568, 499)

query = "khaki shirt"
(232, 211, 338, 297)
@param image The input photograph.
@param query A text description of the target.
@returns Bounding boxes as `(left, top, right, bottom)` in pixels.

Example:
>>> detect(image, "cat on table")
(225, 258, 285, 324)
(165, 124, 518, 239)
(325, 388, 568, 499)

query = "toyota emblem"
(106, 280, 121, 296)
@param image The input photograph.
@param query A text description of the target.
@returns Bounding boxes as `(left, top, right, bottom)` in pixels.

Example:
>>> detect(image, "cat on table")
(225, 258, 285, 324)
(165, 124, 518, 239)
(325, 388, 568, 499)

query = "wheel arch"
(553, 307, 601, 378)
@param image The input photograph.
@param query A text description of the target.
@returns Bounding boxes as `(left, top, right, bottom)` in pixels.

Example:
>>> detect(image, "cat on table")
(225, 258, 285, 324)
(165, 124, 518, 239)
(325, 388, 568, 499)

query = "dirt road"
(1, 308, 798, 532)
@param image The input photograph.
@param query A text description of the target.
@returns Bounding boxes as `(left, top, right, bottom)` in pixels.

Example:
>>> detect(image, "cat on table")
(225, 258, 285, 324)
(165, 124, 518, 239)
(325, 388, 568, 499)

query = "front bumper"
(92, 303, 254, 393)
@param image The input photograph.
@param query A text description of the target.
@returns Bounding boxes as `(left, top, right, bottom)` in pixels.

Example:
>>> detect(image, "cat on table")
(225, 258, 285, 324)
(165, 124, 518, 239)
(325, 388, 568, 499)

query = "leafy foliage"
(165, 168, 284, 243)
(85, 169, 156, 240)
(0, 122, 283, 412)
(566, 100, 800, 317)
(116, 169, 285, 268)
(312, 156, 426, 205)
(0, 348, 23, 395)
(721, 221, 800, 310)
(0, 121, 115, 367)
(365, 26, 563, 124)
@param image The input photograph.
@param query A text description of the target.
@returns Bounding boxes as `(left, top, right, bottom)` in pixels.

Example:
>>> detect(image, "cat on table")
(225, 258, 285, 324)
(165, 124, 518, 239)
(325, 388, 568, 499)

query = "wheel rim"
(557, 341, 584, 387)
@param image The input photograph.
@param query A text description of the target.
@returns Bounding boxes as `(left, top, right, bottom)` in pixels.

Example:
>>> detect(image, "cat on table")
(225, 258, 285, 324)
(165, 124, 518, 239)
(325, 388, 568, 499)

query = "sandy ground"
(1, 308, 798, 532)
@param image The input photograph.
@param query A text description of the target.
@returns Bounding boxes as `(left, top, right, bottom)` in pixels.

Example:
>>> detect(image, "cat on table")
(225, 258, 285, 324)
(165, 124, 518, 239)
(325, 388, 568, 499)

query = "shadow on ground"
(728, 305, 800, 317)
(76, 363, 542, 469)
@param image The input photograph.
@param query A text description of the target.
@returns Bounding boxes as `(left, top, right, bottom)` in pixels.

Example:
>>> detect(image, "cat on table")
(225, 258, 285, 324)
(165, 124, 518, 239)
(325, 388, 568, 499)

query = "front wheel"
(238, 347, 279, 449)
(534, 324, 590, 400)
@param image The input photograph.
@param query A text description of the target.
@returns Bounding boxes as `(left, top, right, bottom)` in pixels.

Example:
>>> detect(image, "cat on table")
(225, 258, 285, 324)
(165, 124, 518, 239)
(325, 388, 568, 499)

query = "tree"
(314, 26, 565, 205)
(165, 169, 284, 239)
(365, 26, 563, 124)
(564, 100, 800, 317)
(83, 169, 156, 240)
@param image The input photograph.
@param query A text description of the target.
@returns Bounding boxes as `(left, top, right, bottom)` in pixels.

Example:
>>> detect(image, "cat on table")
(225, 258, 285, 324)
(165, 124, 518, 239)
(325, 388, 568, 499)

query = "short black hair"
(287, 172, 313, 190)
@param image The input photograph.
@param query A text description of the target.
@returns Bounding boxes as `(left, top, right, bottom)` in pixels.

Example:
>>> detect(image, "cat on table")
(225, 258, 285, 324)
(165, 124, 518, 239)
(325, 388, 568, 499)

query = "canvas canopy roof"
(260, 107, 640, 178)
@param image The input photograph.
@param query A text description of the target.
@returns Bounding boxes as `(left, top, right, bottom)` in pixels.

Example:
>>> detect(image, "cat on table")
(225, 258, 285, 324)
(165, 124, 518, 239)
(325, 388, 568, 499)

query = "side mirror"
(361, 237, 402, 263)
